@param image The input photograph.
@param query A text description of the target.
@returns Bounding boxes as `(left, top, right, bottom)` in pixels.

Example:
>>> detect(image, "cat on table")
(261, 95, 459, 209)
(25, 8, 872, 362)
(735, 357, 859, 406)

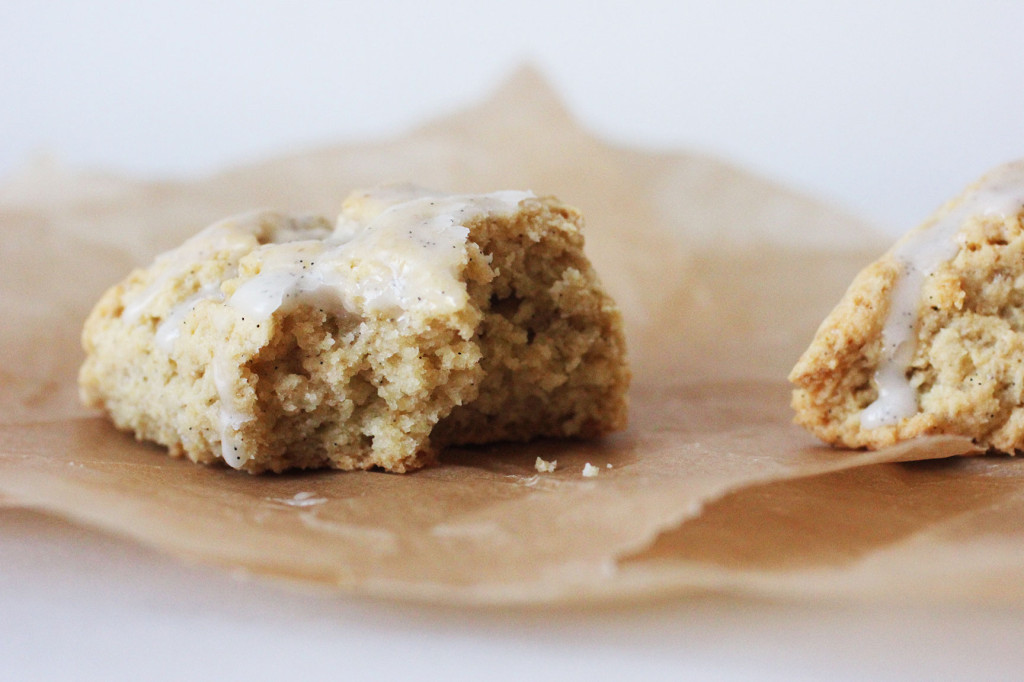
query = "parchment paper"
(0, 67, 1012, 605)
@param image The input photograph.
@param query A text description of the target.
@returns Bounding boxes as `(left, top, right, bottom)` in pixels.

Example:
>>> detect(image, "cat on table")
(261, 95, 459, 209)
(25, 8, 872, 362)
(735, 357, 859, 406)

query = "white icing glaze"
(122, 211, 331, 323)
(340, 183, 439, 223)
(212, 354, 253, 469)
(226, 188, 532, 321)
(153, 284, 224, 352)
(861, 162, 1024, 429)
(227, 241, 338, 318)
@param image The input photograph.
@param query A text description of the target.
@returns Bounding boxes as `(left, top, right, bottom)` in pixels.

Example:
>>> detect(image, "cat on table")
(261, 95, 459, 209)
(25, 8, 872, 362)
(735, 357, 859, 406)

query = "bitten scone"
(790, 161, 1024, 452)
(79, 186, 630, 473)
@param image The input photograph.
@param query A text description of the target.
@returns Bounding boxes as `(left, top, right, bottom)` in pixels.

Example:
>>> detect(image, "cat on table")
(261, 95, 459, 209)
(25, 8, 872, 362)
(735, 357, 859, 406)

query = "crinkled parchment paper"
(1, 68, 1013, 606)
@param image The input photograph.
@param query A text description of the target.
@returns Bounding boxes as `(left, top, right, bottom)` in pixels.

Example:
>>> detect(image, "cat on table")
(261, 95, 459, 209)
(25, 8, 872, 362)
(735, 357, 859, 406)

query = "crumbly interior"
(435, 201, 628, 446)
(790, 209, 1024, 452)
(79, 195, 629, 473)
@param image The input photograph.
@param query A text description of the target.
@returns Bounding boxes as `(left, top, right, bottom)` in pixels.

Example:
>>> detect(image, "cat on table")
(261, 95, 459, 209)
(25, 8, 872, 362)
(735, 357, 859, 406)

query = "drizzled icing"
(212, 356, 252, 468)
(126, 186, 533, 468)
(226, 188, 532, 321)
(861, 162, 1024, 429)
(153, 284, 223, 352)
(122, 210, 326, 323)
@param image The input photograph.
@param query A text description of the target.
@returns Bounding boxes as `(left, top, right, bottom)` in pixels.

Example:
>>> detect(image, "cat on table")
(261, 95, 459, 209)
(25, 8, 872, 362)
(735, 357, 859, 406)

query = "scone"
(79, 186, 630, 473)
(790, 161, 1024, 452)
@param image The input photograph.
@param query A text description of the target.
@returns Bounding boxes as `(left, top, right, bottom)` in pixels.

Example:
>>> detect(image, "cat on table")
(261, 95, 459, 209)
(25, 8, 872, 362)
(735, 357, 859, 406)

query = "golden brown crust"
(791, 176, 1024, 452)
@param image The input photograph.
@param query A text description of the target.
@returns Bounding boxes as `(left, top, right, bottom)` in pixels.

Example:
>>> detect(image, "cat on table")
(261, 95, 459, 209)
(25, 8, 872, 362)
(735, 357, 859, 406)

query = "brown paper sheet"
(0, 67, 1010, 605)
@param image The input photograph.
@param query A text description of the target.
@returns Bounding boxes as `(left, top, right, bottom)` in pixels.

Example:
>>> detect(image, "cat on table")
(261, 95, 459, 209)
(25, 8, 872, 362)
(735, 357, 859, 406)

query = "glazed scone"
(79, 186, 629, 473)
(790, 161, 1024, 452)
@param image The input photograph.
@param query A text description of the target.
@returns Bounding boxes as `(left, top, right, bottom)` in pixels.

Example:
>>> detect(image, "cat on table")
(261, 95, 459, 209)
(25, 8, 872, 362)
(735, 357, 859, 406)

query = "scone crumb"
(535, 457, 557, 473)
(78, 187, 630, 474)
(789, 160, 1024, 453)
(582, 462, 600, 477)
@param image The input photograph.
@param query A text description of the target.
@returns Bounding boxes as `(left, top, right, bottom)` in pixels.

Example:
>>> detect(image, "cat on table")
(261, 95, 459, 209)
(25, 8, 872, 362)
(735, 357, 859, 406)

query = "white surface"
(4, 2, 1024, 680)
(4, 0, 1024, 233)
(2, 509, 1022, 682)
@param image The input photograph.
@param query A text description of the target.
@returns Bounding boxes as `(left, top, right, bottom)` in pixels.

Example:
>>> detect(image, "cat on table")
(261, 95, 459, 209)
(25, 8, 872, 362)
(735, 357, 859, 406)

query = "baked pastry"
(790, 161, 1024, 451)
(79, 186, 630, 473)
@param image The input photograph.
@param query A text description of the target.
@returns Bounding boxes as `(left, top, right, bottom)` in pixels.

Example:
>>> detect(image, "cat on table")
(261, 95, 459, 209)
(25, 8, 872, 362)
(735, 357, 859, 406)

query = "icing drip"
(861, 163, 1024, 429)
(153, 284, 223, 352)
(213, 354, 253, 469)
(122, 211, 331, 324)
(226, 189, 533, 321)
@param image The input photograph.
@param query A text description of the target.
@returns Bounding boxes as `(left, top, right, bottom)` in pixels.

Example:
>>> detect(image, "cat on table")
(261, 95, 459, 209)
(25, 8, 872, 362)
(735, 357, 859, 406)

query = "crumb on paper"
(268, 491, 328, 508)
(582, 462, 600, 477)
(535, 457, 557, 473)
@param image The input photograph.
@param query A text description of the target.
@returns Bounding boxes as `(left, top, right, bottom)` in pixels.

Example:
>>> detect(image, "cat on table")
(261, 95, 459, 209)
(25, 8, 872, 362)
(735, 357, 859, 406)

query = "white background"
(4, 1, 1024, 233)
(4, 2, 1024, 680)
